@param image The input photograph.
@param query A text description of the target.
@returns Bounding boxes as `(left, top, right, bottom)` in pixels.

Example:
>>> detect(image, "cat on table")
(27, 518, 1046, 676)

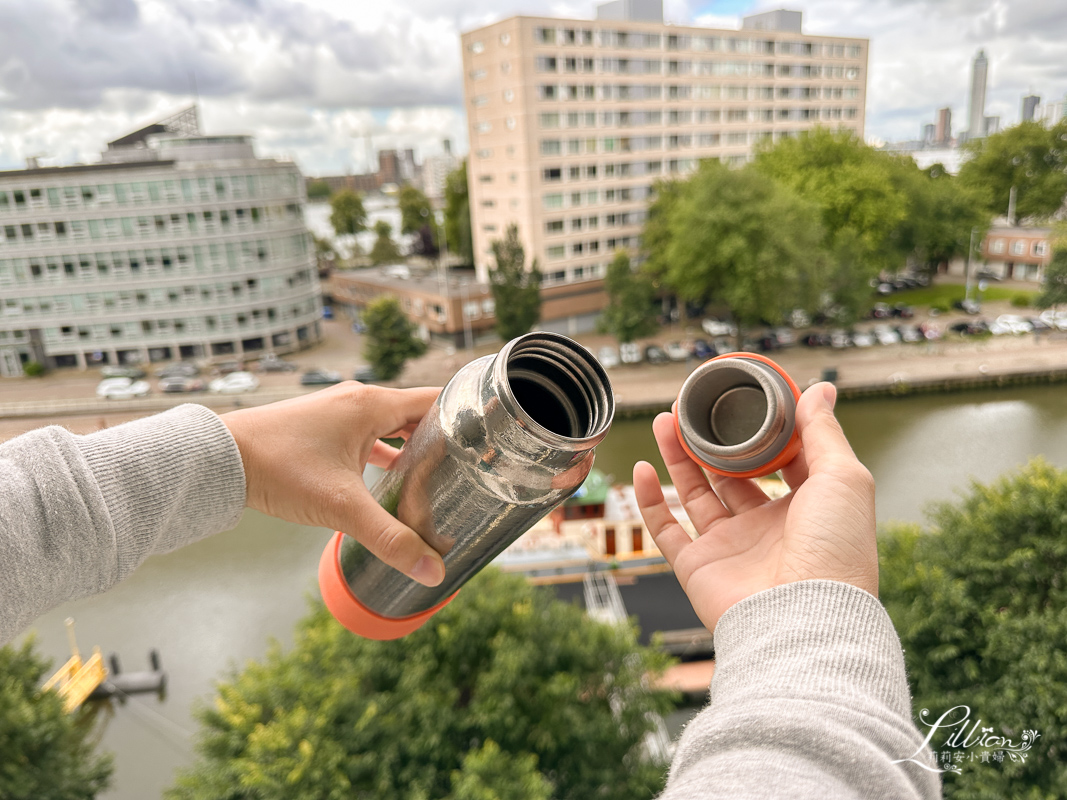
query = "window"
(469, 40, 484, 53)
(1034, 241, 1049, 256)
(476, 148, 493, 158)
(540, 139, 562, 156)
(539, 84, 558, 100)
(1011, 241, 1026, 256)
(504, 89, 515, 102)
(546, 219, 564, 233)
(543, 193, 564, 209)
(470, 68, 487, 81)
(990, 239, 1005, 254)
(536, 56, 558, 72)
(569, 166, 581, 180)
(500, 33, 511, 45)
(472, 95, 488, 107)
(546, 245, 566, 259)
(540, 112, 561, 128)
(536, 27, 556, 44)
(476, 121, 492, 133)
(543, 167, 562, 182)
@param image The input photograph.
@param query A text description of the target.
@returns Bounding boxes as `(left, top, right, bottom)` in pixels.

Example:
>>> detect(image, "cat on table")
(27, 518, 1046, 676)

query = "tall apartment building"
(966, 49, 989, 141)
(0, 107, 321, 376)
(460, 3, 868, 302)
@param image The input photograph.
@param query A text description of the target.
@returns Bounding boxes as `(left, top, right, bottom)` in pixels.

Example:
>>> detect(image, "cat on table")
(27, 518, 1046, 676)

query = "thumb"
(795, 382, 856, 473)
(321, 479, 446, 587)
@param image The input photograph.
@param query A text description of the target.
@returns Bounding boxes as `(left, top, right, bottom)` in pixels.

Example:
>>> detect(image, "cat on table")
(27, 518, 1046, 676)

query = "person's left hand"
(222, 382, 446, 586)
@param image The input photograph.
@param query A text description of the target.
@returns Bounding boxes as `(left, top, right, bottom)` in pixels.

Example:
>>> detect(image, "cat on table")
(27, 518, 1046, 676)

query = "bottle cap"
(318, 532, 457, 640)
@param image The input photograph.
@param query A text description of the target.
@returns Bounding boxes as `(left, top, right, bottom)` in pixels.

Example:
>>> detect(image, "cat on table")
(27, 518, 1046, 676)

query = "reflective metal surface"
(338, 332, 614, 618)
(676, 356, 796, 474)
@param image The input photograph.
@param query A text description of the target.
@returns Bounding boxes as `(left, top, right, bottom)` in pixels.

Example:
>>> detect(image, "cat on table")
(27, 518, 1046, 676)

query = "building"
(935, 106, 952, 145)
(945, 225, 1053, 283)
(1038, 96, 1067, 127)
(421, 140, 461, 200)
(1022, 94, 1041, 122)
(983, 115, 1000, 136)
(378, 149, 419, 189)
(965, 49, 988, 141)
(0, 107, 322, 376)
(309, 172, 381, 195)
(459, 3, 867, 333)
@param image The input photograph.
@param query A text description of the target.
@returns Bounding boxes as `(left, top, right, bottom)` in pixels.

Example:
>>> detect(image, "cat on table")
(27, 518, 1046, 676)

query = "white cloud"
(0, 0, 1064, 175)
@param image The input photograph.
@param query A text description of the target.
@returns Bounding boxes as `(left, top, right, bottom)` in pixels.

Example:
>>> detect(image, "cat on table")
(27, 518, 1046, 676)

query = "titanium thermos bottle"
(319, 332, 615, 640)
(673, 353, 802, 478)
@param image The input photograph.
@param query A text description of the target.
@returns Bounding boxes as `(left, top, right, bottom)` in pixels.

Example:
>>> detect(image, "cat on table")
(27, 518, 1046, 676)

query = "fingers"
(794, 383, 856, 474)
(780, 448, 808, 491)
(707, 474, 770, 515)
(364, 386, 441, 439)
(368, 439, 402, 469)
(650, 413, 731, 530)
(633, 461, 692, 567)
(327, 479, 446, 586)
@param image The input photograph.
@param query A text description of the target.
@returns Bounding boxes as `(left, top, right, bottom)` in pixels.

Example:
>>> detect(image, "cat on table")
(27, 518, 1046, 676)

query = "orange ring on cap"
(318, 532, 457, 640)
(672, 352, 802, 479)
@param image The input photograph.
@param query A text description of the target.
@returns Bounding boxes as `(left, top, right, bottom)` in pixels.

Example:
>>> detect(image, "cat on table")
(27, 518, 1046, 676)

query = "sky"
(0, 0, 1064, 176)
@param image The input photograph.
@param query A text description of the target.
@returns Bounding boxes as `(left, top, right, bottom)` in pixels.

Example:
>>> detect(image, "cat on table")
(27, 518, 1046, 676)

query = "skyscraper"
(967, 49, 988, 141)
(935, 106, 952, 144)
(1022, 94, 1040, 122)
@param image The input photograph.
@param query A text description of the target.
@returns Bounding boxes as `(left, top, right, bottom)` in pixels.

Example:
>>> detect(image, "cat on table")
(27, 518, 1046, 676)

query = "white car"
(619, 342, 642, 364)
(994, 314, 1033, 335)
(96, 377, 150, 400)
(664, 341, 689, 362)
(1039, 309, 1067, 331)
(873, 325, 901, 346)
(209, 371, 260, 394)
(596, 346, 620, 369)
(701, 318, 737, 337)
(852, 331, 875, 348)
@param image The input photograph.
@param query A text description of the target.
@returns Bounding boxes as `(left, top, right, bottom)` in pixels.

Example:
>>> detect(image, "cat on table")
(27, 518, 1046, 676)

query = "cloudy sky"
(0, 0, 1063, 175)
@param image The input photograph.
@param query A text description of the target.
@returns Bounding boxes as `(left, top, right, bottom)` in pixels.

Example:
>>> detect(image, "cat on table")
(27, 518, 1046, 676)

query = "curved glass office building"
(0, 108, 322, 376)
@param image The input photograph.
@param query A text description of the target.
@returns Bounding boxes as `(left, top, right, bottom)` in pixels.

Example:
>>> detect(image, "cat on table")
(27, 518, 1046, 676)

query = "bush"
(21, 361, 45, 377)
(930, 302, 951, 314)
(880, 459, 1067, 797)
(1011, 292, 1031, 308)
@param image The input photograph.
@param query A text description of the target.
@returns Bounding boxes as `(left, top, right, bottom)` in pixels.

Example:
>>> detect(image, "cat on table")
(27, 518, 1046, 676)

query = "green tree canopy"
(398, 185, 435, 237)
(489, 224, 542, 341)
(329, 190, 368, 238)
(1035, 245, 1067, 310)
(369, 220, 403, 266)
(959, 120, 1067, 221)
(306, 180, 332, 200)
(444, 160, 474, 266)
(599, 251, 659, 344)
(0, 638, 113, 799)
(656, 159, 828, 335)
(879, 460, 1067, 797)
(906, 165, 991, 273)
(361, 294, 426, 380)
(167, 569, 672, 800)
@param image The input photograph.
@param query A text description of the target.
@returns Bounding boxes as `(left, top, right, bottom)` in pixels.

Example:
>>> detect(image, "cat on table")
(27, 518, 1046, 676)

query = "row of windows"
(21, 303, 318, 346)
(0, 205, 303, 248)
(535, 76, 859, 103)
(534, 101, 858, 131)
(0, 172, 302, 215)
(989, 239, 1048, 257)
(543, 185, 654, 210)
(561, 60, 861, 79)
(0, 275, 316, 322)
(544, 211, 647, 234)
(0, 235, 312, 287)
(543, 161, 669, 182)
(541, 262, 610, 286)
(531, 26, 861, 59)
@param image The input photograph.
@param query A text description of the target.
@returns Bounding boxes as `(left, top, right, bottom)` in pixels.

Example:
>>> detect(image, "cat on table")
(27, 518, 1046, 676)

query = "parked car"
(101, 365, 146, 380)
(258, 353, 299, 372)
(953, 298, 981, 315)
(771, 327, 797, 347)
(802, 332, 831, 347)
(830, 330, 852, 349)
(321, 306, 334, 320)
(789, 309, 811, 329)
(96, 377, 150, 399)
(645, 344, 670, 365)
(975, 269, 1003, 282)
(951, 320, 991, 336)
(994, 314, 1034, 335)
(690, 338, 715, 359)
(701, 318, 736, 337)
(873, 325, 901, 346)
(891, 304, 915, 319)
(918, 321, 942, 341)
(155, 362, 200, 379)
(619, 342, 642, 364)
(353, 365, 380, 383)
(851, 331, 875, 348)
(664, 341, 689, 362)
(596, 346, 620, 369)
(212, 360, 244, 375)
(209, 371, 260, 394)
(875, 282, 894, 296)
(896, 325, 923, 344)
(1039, 309, 1067, 331)
(870, 302, 892, 319)
(300, 368, 344, 386)
(159, 376, 205, 393)
(712, 337, 737, 355)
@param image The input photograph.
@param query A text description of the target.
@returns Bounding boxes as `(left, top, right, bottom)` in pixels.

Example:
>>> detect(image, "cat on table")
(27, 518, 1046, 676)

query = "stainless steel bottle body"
(335, 332, 614, 620)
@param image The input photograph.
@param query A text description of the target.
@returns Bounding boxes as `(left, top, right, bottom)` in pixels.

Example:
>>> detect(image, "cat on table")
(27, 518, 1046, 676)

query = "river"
(22, 383, 1067, 798)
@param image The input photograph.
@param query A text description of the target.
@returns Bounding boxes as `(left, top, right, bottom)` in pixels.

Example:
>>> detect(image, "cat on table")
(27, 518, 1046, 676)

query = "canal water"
(22, 383, 1067, 799)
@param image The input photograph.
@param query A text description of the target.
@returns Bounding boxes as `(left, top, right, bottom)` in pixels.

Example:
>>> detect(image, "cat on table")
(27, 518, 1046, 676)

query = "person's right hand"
(221, 382, 445, 587)
(633, 383, 878, 633)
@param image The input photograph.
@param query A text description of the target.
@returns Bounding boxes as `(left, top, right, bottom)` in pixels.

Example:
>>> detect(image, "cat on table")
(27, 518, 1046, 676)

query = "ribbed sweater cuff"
(75, 404, 246, 581)
(711, 580, 912, 717)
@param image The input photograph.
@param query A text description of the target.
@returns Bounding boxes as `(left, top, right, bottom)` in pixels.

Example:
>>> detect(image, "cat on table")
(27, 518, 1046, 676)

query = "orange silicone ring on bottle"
(318, 532, 457, 640)
(672, 352, 802, 479)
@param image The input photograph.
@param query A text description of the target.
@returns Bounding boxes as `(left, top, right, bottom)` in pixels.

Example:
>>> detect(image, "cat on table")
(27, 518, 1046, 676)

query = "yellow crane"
(41, 618, 107, 713)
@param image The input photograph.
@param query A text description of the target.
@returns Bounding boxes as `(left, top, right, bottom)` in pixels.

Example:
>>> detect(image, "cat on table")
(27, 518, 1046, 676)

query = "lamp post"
(964, 226, 978, 303)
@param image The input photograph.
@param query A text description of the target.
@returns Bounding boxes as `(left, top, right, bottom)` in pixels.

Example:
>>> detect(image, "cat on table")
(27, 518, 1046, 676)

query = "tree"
(306, 180, 332, 200)
(1035, 246, 1067, 310)
(167, 569, 673, 800)
(489, 224, 542, 341)
(753, 129, 917, 315)
(656, 160, 829, 341)
(0, 638, 113, 799)
(369, 220, 403, 266)
(599, 251, 658, 344)
(879, 460, 1067, 798)
(361, 295, 426, 380)
(907, 165, 991, 275)
(398, 185, 440, 259)
(444, 160, 474, 266)
(959, 120, 1067, 221)
(328, 190, 367, 238)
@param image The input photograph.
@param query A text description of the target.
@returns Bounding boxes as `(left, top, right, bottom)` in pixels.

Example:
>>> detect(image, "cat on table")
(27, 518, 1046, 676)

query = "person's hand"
(221, 382, 445, 587)
(633, 382, 877, 633)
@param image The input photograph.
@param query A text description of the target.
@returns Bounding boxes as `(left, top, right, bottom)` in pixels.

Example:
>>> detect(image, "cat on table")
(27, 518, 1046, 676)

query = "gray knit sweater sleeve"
(0, 405, 245, 644)
(662, 579, 940, 799)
